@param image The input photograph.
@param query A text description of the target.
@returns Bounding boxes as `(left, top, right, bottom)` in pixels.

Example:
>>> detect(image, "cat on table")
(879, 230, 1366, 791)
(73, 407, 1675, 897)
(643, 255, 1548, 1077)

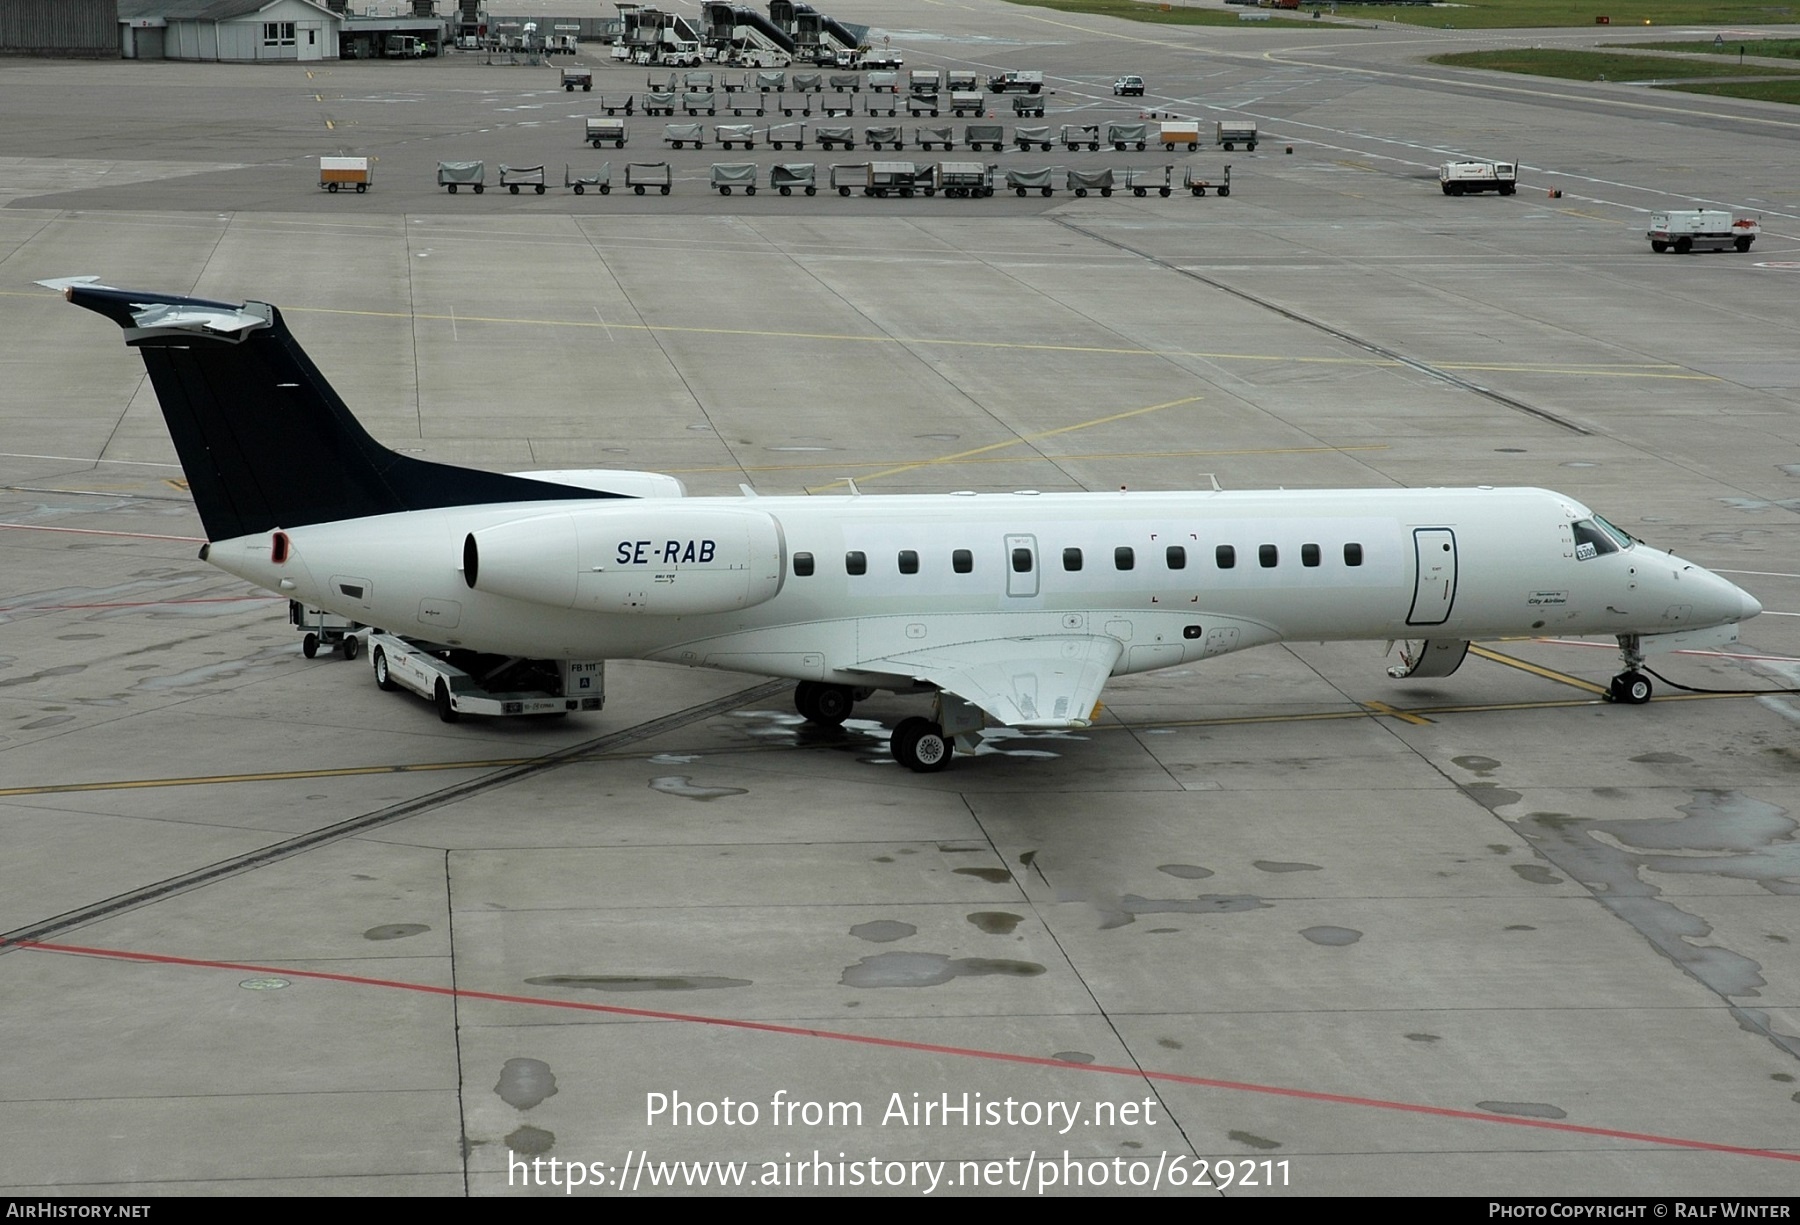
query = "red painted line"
(10, 938, 1797, 1164)
(0, 595, 280, 614)
(0, 523, 205, 543)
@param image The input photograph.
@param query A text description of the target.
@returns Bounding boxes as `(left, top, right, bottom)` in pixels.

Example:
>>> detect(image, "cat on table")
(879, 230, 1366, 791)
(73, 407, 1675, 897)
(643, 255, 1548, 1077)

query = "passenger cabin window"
(1216, 545, 1236, 570)
(846, 550, 867, 576)
(1011, 548, 1033, 574)
(1344, 543, 1363, 567)
(1572, 519, 1620, 561)
(898, 549, 919, 574)
(793, 552, 815, 577)
(1259, 544, 1278, 568)
(952, 549, 973, 574)
(1062, 547, 1083, 572)
(1114, 546, 1134, 571)
(1166, 545, 1186, 570)
(1301, 543, 1320, 568)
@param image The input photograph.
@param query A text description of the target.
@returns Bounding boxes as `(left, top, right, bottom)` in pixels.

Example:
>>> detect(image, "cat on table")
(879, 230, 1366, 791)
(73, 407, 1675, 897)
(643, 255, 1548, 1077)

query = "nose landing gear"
(1609, 635, 1653, 704)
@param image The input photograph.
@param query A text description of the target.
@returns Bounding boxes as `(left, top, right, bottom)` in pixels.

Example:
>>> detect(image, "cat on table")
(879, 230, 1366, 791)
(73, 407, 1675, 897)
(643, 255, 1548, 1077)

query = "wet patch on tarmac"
(526, 974, 752, 991)
(1053, 1051, 1095, 1064)
(1228, 1131, 1282, 1150)
(1158, 864, 1214, 880)
(1404, 1033, 1441, 1043)
(1461, 783, 1524, 812)
(1478, 1101, 1567, 1120)
(967, 911, 1023, 934)
(1632, 752, 1693, 764)
(649, 775, 748, 801)
(1300, 925, 1361, 946)
(1510, 864, 1563, 885)
(505, 1125, 555, 1155)
(850, 920, 916, 943)
(954, 867, 1014, 884)
(839, 952, 1046, 987)
(364, 923, 430, 940)
(1100, 894, 1272, 929)
(495, 1058, 558, 1110)
(1254, 861, 1321, 874)
(1453, 755, 1504, 777)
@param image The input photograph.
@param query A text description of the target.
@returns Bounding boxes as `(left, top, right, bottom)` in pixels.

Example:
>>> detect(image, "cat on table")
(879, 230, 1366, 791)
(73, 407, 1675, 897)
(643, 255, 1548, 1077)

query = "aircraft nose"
(1739, 585, 1763, 622)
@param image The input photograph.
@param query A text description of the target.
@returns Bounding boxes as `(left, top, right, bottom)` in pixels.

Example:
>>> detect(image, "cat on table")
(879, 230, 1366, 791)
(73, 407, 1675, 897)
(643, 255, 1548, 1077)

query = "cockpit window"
(1592, 514, 1635, 549)
(1572, 519, 1620, 561)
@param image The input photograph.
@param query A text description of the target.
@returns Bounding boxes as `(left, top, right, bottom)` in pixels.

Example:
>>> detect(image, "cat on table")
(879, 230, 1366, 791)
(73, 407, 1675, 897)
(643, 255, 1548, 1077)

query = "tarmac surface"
(2, 0, 1799, 1197)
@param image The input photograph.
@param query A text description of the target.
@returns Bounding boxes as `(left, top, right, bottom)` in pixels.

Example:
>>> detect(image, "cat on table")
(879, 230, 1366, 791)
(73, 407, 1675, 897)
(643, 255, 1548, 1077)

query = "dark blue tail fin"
(59, 280, 609, 541)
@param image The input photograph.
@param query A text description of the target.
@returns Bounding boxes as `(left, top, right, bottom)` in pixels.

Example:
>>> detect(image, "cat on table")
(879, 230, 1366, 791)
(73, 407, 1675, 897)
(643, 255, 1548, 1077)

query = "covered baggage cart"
(768, 121, 806, 150)
(663, 123, 706, 149)
(1012, 94, 1045, 118)
(585, 117, 628, 148)
(436, 160, 485, 193)
(626, 162, 672, 195)
(949, 90, 986, 117)
(565, 162, 612, 194)
(685, 70, 714, 90)
(710, 162, 758, 195)
(1060, 123, 1099, 151)
(1123, 165, 1172, 197)
(1160, 119, 1200, 151)
(562, 66, 593, 92)
(1006, 166, 1055, 197)
(935, 161, 992, 198)
(725, 93, 765, 116)
(1013, 125, 1052, 152)
(791, 72, 823, 92)
(597, 93, 635, 116)
(1066, 166, 1113, 197)
(866, 160, 926, 197)
(723, 73, 749, 93)
(643, 91, 676, 116)
(756, 71, 787, 92)
(830, 162, 869, 196)
(914, 124, 954, 151)
(945, 70, 979, 92)
(715, 123, 757, 149)
(868, 71, 899, 93)
(829, 73, 860, 92)
(964, 122, 1005, 152)
(778, 92, 813, 117)
(1182, 164, 1230, 197)
(907, 69, 941, 92)
(682, 90, 717, 115)
(1107, 121, 1148, 151)
(1216, 119, 1257, 151)
(319, 156, 371, 193)
(865, 124, 903, 150)
(906, 91, 941, 117)
(500, 163, 547, 195)
(815, 124, 855, 150)
(770, 163, 817, 195)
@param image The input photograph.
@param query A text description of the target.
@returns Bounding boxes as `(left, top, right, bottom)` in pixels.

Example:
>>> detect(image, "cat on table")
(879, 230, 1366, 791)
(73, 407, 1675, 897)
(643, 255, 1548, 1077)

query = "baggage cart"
(561, 66, 593, 91)
(816, 124, 856, 150)
(500, 163, 547, 194)
(767, 121, 806, 150)
(964, 122, 1005, 152)
(945, 70, 979, 92)
(1215, 119, 1256, 151)
(715, 123, 757, 149)
(949, 90, 986, 117)
(725, 93, 765, 116)
(597, 93, 635, 116)
(585, 117, 628, 148)
(819, 98, 856, 118)
(643, 91, 676, 116)
(1006, 166, 1056, 197)
(791, 72, 822, 92)
(1159, 120, 1200, 151)
(778, 92, 813, 117)
(647, 71, 677, 91)
(770, 162, 818, 196)
(1012, 94, 1045, 118)
(565, 162, 612, 194)
(865, 160, 925, 197)
(1107, 121, 1148, 151)
(907, 69, 942, 92)
(1182, 164, 1230, 197)
(830, 162, 869, 196)
(1066, 166, 1113, 197)
(755, 70, 787, 92)
(663, 122, 706, 149)
(865, 124, 903, 150)
(935, 161, 993, 198)
(1014, 125, 1052, 152)
(290, 600, 365, 659)
(907, 91, 941, 118)
(1060, 123, 1099, 151)
(710, 162, 758, 195)
(830, 73, 861, 92)
(864, 92, 898, 117)
(626, 162, 672, 195)
(868, 71, 899, 93)
(914, 124, 954, 151)
(682, 90, 717, 116)
(685, 70, 714, 90)
(723, 73, 749, 93)
(319, 155, 372, 194)
(1124, 165, 1172, 197)
(437, 160, 485, 193)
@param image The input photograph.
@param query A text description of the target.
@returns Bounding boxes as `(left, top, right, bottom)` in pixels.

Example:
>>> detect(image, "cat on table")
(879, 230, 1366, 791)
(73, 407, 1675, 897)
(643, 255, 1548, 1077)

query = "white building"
(118, 0, 342, 62)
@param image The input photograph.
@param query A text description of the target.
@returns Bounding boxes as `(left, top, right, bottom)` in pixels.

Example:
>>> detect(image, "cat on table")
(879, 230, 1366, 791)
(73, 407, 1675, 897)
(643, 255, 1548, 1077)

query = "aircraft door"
(1407, 528, 1457, 626)
(1005, 534, 1038, 598)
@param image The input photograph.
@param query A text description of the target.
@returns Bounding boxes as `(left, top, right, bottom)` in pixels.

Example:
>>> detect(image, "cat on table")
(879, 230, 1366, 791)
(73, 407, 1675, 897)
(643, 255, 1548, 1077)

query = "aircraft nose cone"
(1739, 586, 1763, 621)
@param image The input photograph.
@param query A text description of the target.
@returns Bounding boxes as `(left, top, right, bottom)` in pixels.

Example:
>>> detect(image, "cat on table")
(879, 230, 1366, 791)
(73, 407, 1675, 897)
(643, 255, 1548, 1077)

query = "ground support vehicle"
(319, 156, 372, 194)
(715, 123, 756, 149)
(915, 125, 954, 151)
(367, 632, 605, 723)
(964, 123, 1005, 151)
(1159, 120, 1199, 151)
(710, 162, 758, 194)
(1216, 119, 1257, 151)
(935, 161, 993, 197)
(1124, 165, 1171, 197)
(683, 90, 717, 115)
(1006, 167, 1055, 197)
(867, 161, 927, 197)
(1067, 166, 1113, 197)
(771, 162, 818, 195)
(988, 69, 1044, 93)
(437, 160, 485, 193)
(1061, 124, 1100, 152)
(1012, 94, 1046, 118)
(830, 162, 870, 195)
(792, 72, 823, 92)
(663, 123, 706, 149)
(500, 164, 547, 194)
(816, 124, 855, 150)
(724, 93, 766, 116)
(627, 161, 673, 194)
(1647, 210, 1759, 253)
(1183, 164, 1230, 197)
(643, 91, 677, 116)
(562, 67, 593, 91)
(586, 118, 628, 148)
(1439, 159, 1515, 196)
(865, 124, 903, 150)
(907, 92, 941, 118)
(1107, 121, 1148, 151)
(768, 122, 806, 149)
(756, 71, 787, 91)
(1113, 74, 1144, 96)
(863, 49, 903, 69)
(829, 73, 860, 92)
(950, 90, 986, 117)
(1014, 125, 1052, 151)
(596, 93, 636, 116)
(290, 600, 364, 659)
(565, 162, 612, 194)
(867, 71, 899, 92)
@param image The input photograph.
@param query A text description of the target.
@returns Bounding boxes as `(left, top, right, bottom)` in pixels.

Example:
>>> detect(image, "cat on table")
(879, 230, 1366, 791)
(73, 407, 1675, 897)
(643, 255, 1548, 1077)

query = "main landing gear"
(890, 716, 953, 772)
(793, 680, 856, 725)
(1609, 634, 1653, 704)
(791, 682, 969, 772)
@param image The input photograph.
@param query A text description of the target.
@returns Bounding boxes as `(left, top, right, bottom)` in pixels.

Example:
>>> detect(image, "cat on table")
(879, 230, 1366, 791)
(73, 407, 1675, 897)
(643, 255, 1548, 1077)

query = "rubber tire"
(357, 184, 366, 193)
(891, 716, 952, 773)
(719, 186, 731, 195)
(635, 185, 644, 194)
(1651, 241, 1667, 253)
(780, 185, 791, 196)
(473, 184, 483, 193)
(1218, 186, 1229, 197)
(341, 634, 360, 662)
(447, 184, 457, 194)
(435, 678, 459, 723)
(535, 184, 545, 194)
(601, 184, 610, 194)
(509, 185, 519, 194)
(302, 632, 319, 659)
(1016, 187, 1026, 197)
(328, 182, 339, 193)
(746, 185, 755, 195)
(660, 186, 669, 195)
(1674, 237, 1692, 254)
(1611, 671, 1653, 705)
(1735, 236, 1753, 252)
(574, 184, 584, 194)
(813, 684, 854, 726)
(805, 186, 816, 195)
(374, 647, 396, 691)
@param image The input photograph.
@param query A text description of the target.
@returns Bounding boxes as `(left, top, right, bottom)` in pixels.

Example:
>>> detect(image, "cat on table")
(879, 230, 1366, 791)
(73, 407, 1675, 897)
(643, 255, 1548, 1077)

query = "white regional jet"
(53, 279, 1763, 771)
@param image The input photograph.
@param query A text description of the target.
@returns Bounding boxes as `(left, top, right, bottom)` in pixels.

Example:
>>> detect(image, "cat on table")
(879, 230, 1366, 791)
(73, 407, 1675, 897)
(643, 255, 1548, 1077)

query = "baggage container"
(770, 162, 818, 196)
(319, 155, 371, 193)
(585, 117, 628, 148)
(436, 160, 485, 193)
(710, 161, 758, 194)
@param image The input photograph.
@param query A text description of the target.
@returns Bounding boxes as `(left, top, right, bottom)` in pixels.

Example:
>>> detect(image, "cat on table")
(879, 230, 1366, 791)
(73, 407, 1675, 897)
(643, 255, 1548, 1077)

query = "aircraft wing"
(856, 635, 1123, 729)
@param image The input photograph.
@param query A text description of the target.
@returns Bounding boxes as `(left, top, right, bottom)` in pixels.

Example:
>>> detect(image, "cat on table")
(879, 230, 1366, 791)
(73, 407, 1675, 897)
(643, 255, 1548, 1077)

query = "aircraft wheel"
(435, 678, 460, 723)
(373, 647, 397, 691)
(1610, 671, 1653, 705)
(302, 632, 320, 659)
(890, 716, 952, 773)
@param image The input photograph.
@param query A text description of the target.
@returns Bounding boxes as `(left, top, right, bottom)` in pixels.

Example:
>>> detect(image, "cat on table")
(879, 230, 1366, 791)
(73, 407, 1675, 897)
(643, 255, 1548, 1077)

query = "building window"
(1216, 544, 1235, 570)
(1301, 543, 1320, 568)
(1166, 545, 1186, 570)
(1344, 543, 1363, 567)
(264, 21, 296, 46)
(846, 550, 866, 576)
(793, 552, 814, 577)
(1114, 546, 1134, 571)
(1259, 544, 1278, 568)
(1062, 547, 1083, 572)
(952, 549, 972, 574)
(897, 549, 919, 575)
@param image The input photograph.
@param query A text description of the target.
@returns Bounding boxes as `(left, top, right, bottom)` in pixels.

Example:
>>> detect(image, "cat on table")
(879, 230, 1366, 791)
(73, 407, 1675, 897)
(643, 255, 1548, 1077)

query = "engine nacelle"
(464, 505, 783, 615)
